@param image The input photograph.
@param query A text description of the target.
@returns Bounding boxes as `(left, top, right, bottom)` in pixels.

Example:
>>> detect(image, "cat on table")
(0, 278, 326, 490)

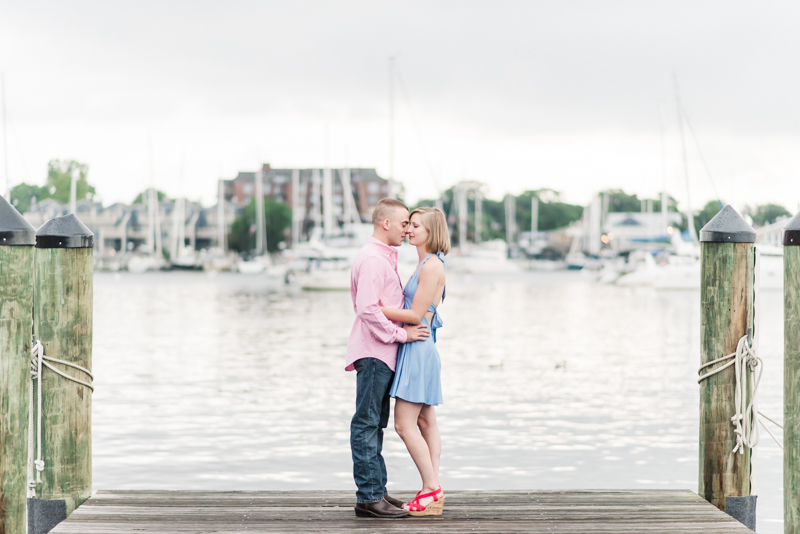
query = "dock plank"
(50, 490, 753, 533)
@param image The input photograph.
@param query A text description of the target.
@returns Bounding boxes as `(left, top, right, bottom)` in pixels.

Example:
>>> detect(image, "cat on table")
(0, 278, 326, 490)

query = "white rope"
(697, 335, 763, 454)
(758, 419, 783, 451)
(27, 337, 93, 498)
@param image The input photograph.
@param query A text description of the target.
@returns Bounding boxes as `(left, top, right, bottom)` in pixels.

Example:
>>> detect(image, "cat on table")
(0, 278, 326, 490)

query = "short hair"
(409, 207, 451, 255)
(372, 198, 409, 225)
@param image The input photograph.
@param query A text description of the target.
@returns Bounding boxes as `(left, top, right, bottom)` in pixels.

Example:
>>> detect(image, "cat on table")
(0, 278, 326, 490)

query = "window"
(243, 184, 253, 194)
(367, 182, 380, 194)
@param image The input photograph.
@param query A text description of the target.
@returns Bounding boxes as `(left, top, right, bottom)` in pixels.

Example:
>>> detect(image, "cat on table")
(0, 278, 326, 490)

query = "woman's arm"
(381, 259, 443, 324)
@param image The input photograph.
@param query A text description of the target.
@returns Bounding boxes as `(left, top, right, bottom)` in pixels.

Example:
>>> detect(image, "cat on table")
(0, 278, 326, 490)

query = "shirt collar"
(367, 237, 398, 261)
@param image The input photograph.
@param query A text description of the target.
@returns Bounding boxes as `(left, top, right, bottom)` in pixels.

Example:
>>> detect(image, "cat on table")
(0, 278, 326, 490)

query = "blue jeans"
(350, 357, 394, 503)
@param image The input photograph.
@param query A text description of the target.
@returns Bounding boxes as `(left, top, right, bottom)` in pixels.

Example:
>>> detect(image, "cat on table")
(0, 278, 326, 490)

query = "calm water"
(92, 270, 784, 532)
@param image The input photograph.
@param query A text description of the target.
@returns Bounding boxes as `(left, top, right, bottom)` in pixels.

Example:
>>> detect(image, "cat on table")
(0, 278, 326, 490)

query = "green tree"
(751, 203, 791, 227)
(517, 189, 584, 232)
(603, 189, 642, 212)
(133, 189, 169, 205)
(8, 159, 95, 213)
(46, 159, 94, 204)
(10, 182, 49, 213)
(414, 185, 584, 245)
(228, 198, 292, 254)
(694, 200, 723, 232)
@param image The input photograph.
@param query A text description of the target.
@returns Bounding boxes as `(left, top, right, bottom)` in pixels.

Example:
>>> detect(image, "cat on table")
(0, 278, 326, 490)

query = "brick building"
(223, 164, 391, 238)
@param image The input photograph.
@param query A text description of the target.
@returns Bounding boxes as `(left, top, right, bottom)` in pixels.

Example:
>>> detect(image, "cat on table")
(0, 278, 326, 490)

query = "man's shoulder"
(353, 243, 386, 268)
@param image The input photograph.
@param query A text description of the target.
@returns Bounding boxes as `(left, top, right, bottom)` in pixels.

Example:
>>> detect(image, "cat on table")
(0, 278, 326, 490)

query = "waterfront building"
(22, 197, 237, 254)
(603, 211, 683, 251)
(223, 164, 391, 239)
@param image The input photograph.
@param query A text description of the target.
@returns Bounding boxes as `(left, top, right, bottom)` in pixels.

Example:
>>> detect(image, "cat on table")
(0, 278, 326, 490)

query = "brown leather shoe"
(354, 498, 409, 518)
(384, 494, 405, 509)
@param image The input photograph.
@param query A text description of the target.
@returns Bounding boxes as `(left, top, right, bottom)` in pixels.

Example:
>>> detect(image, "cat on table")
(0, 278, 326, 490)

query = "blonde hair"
(372, 198, 409, 224)
(409, 207, 450, 255)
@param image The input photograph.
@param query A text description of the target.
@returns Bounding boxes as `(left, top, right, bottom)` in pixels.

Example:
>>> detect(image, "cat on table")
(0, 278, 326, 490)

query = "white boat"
(127, 253, 167, 273)
(171, 248, 202, 271)
(298, 269, 350, 291)
(613, 245, 782, 290)
(201, 247, 237, 272)
(237, 255, 272, 274)
(447, 240, 522, 274)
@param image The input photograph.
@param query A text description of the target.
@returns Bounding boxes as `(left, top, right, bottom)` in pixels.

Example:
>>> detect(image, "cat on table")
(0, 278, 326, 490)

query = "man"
(346, 198, 430, 518)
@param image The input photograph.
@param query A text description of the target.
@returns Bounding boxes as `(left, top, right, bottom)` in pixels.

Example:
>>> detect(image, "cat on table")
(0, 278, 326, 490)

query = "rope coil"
(697, 335, 763, 454)
(27, 336, 94, 498)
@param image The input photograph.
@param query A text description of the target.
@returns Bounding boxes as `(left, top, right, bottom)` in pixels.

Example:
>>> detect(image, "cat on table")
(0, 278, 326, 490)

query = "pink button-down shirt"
(345, 237, 408, 371)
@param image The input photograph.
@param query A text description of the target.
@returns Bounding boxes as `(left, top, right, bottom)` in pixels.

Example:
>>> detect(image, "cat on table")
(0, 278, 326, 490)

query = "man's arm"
(354, 257, 412, 344)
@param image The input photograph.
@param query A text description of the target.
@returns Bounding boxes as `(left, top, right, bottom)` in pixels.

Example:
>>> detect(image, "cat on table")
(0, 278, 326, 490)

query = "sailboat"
(127, 136, 168, 273)
(200, 178, 237, 272)
(237, 168, 274, 274)
(127, 186, 168, 273)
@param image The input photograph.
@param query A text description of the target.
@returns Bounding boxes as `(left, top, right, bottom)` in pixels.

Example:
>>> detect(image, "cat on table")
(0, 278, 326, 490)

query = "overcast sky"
(1, 1, 799, 210)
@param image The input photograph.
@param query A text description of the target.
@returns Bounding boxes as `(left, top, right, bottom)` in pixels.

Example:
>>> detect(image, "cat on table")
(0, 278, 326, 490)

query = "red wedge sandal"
(405, 487, 444, 516)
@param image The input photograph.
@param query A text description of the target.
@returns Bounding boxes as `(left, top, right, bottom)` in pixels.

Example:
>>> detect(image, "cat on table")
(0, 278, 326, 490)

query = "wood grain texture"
(33, 248, 93, 517)
(699, 242, 753, 511)
(786, 246, 800, 533)
(49, 490, 752, 533)
(0, 246, 34, 534)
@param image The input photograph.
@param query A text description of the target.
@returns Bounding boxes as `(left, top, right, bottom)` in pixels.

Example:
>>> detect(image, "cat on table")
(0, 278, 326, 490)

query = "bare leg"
(417, 405, 441, 485)
(394, 399, 439, 501)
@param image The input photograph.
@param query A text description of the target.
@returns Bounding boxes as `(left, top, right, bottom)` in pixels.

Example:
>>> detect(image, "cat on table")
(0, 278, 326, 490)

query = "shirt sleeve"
(355, 257, 408, 344)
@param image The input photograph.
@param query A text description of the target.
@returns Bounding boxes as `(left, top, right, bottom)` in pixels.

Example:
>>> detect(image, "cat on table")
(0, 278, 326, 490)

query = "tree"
(414, 185, 583, 245)
(600, 189, 680, 214)
(228, 198, 292, 254)
(517, 189, 583, 232)
(133, 189, 169, 205)
(46, 159, 94, 204)
(751, 203, 791, 227)
(694, 200, 723, 232)
(603, 189, 642, 212)
(10, 182, 49, 213)
(8, 159, 94, 213)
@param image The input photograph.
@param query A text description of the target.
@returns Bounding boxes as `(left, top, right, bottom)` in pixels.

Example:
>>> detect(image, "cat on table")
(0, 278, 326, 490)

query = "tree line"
(9, 161, 794, 253)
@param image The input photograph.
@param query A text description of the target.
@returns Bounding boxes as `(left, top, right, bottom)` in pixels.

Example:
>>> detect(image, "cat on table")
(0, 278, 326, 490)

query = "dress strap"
(415, 252, 447, 302)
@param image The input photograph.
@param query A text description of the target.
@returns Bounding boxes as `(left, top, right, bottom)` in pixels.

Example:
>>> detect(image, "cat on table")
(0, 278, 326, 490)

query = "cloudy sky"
(1, 1, 799, 210)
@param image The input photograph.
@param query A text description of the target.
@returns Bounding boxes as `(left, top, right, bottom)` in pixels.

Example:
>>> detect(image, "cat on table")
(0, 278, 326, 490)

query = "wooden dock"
(50, 489, 754, 533)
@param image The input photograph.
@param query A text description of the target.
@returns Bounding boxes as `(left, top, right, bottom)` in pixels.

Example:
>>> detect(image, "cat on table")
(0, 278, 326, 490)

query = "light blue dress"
(390, 252, 445, 406)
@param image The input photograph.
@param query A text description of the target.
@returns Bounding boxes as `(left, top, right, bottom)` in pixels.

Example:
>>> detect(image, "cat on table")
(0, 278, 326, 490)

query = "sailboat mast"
(659, 105, 668, 233)
(673, 73, 697, 244)
(69, 168, 77, 215)
(255, 167, 265, 255)
(291, 169, 301, 246)
(388, 56, 395, 197)
(146, 131, 156, 254)
(217, 178, 225, 251)
(1, 73, 8, 200)
(475, 189, 482, 245)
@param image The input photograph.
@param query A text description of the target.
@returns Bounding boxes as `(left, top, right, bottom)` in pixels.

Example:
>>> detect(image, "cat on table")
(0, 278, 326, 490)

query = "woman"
(380, 206, 450, 516)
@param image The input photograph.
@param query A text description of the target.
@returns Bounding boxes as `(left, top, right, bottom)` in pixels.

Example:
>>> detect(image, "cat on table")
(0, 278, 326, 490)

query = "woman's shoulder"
(420, 254, 445, 275)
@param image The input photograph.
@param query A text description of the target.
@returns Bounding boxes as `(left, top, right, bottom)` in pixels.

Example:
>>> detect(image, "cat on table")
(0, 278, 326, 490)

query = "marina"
(3, 5, 800, 533)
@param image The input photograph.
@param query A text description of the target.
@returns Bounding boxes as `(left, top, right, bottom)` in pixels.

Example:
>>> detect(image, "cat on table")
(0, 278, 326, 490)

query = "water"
(92, 271, 784, 532)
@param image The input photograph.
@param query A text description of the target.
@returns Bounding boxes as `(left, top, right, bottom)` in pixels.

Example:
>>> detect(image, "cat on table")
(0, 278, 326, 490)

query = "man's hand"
(404, 323, 430, 342)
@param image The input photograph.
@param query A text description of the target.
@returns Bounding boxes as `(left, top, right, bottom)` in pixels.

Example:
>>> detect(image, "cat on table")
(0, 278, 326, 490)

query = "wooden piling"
(698, 205, 755, 512)
(30, 214, 94, 532)
(784, 211, 800, 533)
(0, 196, 36, 534)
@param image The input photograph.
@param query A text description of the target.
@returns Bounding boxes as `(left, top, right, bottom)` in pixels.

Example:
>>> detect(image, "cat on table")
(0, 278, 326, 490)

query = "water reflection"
(92, 271, 784, 532)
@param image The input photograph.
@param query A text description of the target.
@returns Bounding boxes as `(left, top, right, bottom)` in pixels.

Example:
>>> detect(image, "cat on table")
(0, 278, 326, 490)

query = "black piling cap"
(785, 211, 800, 246)
(699, 205, 756, 243)
(0, 194, 36, 246)
(36, 213, 94, 249)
